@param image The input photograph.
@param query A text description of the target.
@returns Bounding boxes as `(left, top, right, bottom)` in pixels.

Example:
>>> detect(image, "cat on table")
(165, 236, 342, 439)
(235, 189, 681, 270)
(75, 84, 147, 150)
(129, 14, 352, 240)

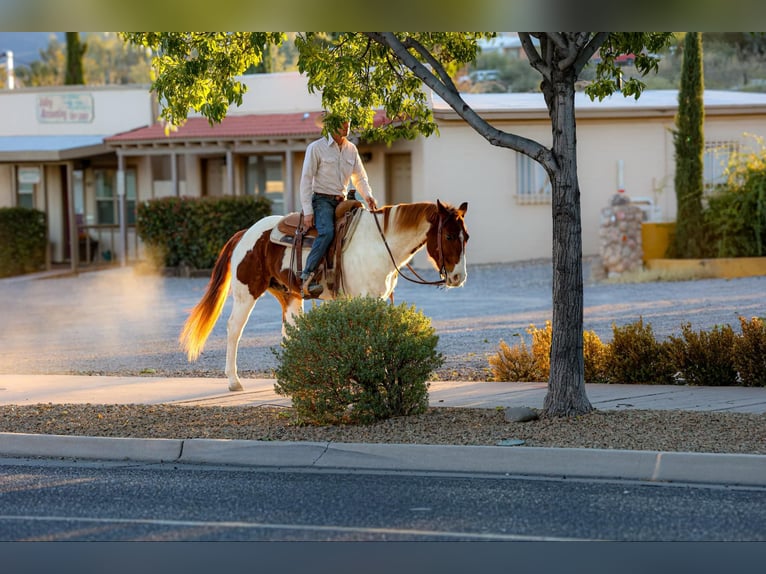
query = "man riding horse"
(298, 113, 378, 297)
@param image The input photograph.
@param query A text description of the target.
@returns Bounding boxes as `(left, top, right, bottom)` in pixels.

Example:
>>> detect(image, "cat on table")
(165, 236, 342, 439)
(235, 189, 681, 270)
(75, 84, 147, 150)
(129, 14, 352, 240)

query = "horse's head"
(426, 200, 469, 288)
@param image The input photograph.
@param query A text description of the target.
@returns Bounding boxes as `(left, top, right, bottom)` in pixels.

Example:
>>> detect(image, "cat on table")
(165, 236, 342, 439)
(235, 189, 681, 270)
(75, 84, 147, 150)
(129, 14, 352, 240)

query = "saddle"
(269, 199, 363, 295)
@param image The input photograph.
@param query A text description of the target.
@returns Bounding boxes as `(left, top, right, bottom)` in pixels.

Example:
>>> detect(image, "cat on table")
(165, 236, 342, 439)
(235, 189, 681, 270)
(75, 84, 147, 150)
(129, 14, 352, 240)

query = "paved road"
(2, 458, 765, 542)
(1, 259, 764, 378)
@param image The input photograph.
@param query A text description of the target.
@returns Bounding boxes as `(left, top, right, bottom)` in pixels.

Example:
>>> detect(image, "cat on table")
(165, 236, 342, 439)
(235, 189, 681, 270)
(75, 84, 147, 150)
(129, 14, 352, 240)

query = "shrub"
(527, 321, 552, 378)
(0, 207, 47, 278)
(733, 316, 766, 387)
(605, 317, 676, 384)
(273, 297, 443, 425)
(583, 330, 610, 384)
(136, 195, 271, 269)
(702, 136, 766, 257)
(489, 323, 609, 384)
(666, 322, 738, 386)
(489, 337, 545, 382)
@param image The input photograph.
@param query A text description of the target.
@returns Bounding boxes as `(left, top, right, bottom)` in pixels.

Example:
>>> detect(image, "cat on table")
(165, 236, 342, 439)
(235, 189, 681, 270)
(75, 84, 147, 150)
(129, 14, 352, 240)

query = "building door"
(385, 153, 412, 205)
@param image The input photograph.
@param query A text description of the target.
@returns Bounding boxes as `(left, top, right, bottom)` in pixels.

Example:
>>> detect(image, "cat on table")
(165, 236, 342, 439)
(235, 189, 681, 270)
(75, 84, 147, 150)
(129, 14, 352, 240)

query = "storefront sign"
(17, 167, 41, 184)
(37, 93, 94, 123)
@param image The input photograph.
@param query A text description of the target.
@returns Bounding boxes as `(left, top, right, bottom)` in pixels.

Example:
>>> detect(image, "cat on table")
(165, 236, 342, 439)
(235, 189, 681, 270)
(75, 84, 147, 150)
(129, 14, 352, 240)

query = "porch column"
(117, 152, 127, 266)
(285, 150, 294, 213)
(66, 163, 78, 274)
(226, 149, 234, 195)
(171, 151, 179, 196)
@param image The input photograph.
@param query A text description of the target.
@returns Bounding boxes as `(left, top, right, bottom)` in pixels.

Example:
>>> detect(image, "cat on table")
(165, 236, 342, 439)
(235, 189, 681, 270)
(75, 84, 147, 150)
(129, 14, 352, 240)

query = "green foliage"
(120, 33, 287, 127)
(733, 316, 766, 387)
(65, 32, 86, 85)
(273, 297, 443, 425)
(0, 207, 47, 278)
(605, 318, 676, 384)
(669, 32, 706, 258)
(666, 323, 737, 386)
(586, 32, 674, 101)
(702, 140, 766, 257)
(136, 195, 271, 269)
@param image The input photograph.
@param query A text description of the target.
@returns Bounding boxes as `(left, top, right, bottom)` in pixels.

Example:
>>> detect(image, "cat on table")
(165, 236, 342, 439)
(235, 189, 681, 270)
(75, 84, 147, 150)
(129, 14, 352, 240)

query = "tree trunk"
(541, 71, 593, 417)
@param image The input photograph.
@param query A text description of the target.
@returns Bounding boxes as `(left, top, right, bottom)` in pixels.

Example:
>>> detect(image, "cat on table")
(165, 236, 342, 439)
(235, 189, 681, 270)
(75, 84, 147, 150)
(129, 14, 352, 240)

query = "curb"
(2, 432, 765, 487)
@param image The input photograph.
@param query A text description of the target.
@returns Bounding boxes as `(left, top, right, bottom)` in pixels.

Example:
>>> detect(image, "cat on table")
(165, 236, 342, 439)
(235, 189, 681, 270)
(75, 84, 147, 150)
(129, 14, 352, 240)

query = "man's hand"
(302, 214, 314, 230)
(366, 196, 378, 211)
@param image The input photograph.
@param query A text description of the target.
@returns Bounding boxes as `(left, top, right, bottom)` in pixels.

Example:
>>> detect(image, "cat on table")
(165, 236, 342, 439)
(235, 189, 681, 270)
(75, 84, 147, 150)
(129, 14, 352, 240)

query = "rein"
(371, 208, 448, 287)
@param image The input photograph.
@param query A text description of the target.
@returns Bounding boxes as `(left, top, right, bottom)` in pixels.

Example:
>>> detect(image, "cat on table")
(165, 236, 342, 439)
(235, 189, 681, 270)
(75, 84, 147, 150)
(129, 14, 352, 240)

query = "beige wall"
(418, 112, 766, 265)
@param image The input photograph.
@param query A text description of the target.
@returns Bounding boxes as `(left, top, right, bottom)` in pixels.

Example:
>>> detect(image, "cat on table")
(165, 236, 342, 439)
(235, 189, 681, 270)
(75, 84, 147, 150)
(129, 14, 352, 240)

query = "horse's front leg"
(282, 294, 304, 338)
(225, 285, 256, 391)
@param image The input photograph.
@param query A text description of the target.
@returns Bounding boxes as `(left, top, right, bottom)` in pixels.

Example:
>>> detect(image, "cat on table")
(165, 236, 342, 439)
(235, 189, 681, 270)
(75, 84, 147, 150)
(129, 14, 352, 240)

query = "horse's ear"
(437, 199, 446, 213)
(458, 202, 468, 217)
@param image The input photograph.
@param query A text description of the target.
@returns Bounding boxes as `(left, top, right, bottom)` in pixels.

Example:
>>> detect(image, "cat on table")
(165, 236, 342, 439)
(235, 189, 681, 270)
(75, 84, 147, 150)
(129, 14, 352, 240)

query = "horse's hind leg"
(225, 282, 257, 391)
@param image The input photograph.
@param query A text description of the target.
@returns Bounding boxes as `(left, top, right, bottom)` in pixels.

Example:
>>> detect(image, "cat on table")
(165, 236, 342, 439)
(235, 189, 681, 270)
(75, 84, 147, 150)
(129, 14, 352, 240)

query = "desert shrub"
(604, 317, 676, 384)
(733, 316, 766, 387)
(489, 337, 545, 382)
(489, 324, 609, 384)
(666, 322, 738, 386)
(137, 195, 271, 269)
(0, 207, 47, 278)
(583, 330, 610, 384)
(273, 297, 443, 425)
(528, 321, 552, 377)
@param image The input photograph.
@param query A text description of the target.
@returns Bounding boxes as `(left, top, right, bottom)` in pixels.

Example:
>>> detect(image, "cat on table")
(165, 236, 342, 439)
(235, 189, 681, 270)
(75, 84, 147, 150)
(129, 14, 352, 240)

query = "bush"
(666, 323, 738, 386)
(733, 316, 766, 387)
(489, 323, 609, 384)
(605, 317, 676, 384)
(0, 207, 47, 278)
(137, 195, 271, 269)
(702, 137, 766, 257)
(583, 330, 610, 385)
(273, 297, 443, 425)
(489, 337, 545, 382)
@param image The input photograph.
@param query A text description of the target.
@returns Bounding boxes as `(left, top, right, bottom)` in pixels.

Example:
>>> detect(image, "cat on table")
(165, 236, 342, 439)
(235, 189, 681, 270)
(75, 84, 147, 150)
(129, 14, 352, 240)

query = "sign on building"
(37, 93, 94, 123)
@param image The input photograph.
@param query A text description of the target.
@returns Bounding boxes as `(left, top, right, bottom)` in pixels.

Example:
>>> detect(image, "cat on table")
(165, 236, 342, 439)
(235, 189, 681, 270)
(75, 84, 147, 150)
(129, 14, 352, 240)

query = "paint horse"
(179, 199, 469, 391)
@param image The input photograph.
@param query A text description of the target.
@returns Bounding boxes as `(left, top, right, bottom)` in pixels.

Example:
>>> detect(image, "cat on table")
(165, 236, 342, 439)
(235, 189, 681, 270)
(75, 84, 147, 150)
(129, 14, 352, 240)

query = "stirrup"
(301, 272, 323, 298)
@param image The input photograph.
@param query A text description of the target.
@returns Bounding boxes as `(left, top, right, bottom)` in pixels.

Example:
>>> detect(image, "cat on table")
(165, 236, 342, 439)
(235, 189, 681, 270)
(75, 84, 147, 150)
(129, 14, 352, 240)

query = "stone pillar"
(599, 193, 644, 278)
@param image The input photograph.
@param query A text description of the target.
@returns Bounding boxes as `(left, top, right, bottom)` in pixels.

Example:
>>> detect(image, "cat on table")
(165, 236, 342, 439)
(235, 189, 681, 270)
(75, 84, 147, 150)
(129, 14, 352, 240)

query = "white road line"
(0, 514, 595, 541)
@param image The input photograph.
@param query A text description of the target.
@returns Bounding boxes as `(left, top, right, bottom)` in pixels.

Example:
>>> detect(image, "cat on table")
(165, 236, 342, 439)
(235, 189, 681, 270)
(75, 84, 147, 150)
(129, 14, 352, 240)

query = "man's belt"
(314, 192, 345, 202)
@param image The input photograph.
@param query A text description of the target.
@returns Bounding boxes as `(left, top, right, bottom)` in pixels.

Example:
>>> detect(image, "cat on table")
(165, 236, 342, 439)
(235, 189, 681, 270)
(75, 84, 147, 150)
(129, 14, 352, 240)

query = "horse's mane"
(379, 202, 445, 234)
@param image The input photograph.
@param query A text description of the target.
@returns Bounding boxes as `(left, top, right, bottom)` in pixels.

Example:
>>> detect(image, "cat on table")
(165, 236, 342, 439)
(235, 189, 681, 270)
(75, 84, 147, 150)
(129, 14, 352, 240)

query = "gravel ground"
(1, 258, 765, 454)
(1, 403, 764, 454)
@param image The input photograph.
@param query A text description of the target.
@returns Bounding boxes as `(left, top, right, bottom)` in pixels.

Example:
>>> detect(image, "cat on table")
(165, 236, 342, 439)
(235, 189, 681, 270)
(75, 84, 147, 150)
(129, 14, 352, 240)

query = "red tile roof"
(106, 111, 325, 143)
(106, 110, 391, 144)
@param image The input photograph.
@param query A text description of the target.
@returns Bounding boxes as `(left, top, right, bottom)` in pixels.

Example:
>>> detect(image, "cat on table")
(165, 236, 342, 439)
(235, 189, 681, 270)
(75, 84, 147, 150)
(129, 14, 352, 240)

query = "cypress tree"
(670, 32, 705, 258)
(65, 32, 86, 85)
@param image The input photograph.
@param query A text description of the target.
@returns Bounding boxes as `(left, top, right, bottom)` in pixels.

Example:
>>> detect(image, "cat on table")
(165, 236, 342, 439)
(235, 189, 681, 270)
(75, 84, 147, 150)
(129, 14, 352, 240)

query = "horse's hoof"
(229, 381, 244, 392)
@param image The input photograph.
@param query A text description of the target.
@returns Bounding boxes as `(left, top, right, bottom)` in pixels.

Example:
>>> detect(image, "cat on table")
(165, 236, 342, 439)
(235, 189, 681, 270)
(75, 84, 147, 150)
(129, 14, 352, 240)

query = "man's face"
(334, 121, 350, 138)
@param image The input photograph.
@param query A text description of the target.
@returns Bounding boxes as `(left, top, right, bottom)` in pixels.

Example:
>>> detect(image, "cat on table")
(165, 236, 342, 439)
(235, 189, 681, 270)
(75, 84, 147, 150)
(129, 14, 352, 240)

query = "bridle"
(371, 207, 460, 287)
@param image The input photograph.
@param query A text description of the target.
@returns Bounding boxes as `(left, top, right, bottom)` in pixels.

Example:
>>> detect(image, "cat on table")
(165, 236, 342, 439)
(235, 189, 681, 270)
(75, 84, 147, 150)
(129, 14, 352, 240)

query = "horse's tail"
(179, 229, 246, 361)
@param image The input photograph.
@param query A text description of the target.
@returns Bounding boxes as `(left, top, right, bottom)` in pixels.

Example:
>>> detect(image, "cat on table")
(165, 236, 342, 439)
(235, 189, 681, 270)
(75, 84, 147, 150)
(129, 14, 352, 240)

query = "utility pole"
(0, 50, 14, 89)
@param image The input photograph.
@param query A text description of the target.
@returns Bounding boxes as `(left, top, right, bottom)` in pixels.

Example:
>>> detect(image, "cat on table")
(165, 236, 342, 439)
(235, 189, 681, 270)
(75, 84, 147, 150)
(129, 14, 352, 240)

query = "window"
(516, 153, 551, 204)
(94, 168, 137, 225)
(246, 154, 285, 214)
(704, 140, 739, 193)
(17, 182, 34, 208)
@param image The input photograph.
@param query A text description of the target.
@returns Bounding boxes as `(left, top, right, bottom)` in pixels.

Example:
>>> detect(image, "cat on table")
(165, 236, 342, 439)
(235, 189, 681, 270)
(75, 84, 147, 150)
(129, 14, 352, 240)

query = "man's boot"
(301, 271, 323, 298)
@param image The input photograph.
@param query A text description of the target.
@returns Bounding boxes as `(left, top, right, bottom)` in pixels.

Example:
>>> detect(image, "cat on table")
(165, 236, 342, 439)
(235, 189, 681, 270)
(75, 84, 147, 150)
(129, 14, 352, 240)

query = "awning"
(0, 135, 110, 162)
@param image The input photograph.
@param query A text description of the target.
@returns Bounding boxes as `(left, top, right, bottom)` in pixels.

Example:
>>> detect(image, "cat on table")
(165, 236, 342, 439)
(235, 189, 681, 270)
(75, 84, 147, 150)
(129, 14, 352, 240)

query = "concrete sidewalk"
(0, 374, 765, 487)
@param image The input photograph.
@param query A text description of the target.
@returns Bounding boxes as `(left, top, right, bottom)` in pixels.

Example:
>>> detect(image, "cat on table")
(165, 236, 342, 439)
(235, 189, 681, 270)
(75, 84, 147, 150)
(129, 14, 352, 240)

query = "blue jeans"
(303, 194, 337, 278)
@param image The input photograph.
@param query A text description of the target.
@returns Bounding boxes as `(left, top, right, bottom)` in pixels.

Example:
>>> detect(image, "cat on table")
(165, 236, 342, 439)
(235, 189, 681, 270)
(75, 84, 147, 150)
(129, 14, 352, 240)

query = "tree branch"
(573, 32, 609, 75)
(366, 32, 551, 164)
(519, 33, 550, 79)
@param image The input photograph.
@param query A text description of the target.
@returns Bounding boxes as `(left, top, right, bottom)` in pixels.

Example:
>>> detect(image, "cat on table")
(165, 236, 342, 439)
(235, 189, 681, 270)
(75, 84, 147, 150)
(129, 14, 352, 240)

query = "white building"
(2, 71, 766, 270)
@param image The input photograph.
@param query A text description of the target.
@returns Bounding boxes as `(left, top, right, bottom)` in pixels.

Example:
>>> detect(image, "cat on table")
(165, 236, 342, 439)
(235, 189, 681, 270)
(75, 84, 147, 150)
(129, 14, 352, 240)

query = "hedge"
(136, 195, 271, 269)
(0, 207, 47, 278)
